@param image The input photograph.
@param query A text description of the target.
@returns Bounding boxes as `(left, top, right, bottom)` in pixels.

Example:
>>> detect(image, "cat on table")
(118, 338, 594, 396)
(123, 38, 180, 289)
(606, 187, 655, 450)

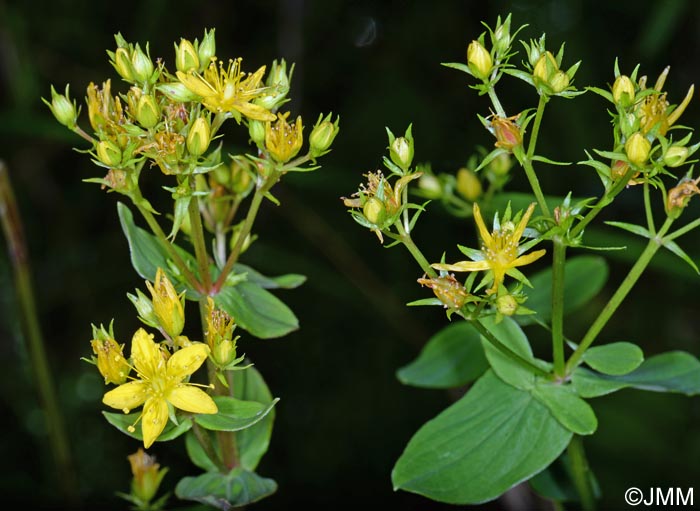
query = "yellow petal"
(472, 203, 494, 248)
(131, 328, 162, 379)
(141, 397, 169, 449)
(167, 343, 210, 381)
(176, 70, 215, 97)
(667, 84, 694, 127)
(513, 203, 536, 242)
(168, 385, 218, 414)
(432, 260, 491, 272)
(103, 381, 149, 411)
(512, 249, 547, 268)
(234, 101, 276, 121)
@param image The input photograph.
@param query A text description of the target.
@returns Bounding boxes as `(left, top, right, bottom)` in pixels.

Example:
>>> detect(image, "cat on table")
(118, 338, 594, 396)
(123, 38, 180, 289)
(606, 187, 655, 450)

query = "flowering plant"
(344, 14, 700, 509)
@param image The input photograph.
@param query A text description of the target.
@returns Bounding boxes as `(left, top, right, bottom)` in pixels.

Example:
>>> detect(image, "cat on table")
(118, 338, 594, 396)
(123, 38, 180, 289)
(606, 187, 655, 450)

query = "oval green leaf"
(102, 411, 192, 442)
(194, 396, 279, 432)
(583, 342, 644, 375)
(518, 256, 609, 326)
(234, 366, 276, 471)
(396, 322, 488, 388)
(175, 467, 277, 509)
(480, 317, 539, 390)
(533, 383, 598, 435)
(215, 282, 299, 339)
(392, 370, 572, 504)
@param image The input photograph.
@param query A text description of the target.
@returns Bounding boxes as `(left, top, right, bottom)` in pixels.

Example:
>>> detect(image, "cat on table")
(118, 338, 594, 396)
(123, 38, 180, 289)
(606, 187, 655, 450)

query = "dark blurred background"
(1, 0, 699, 509)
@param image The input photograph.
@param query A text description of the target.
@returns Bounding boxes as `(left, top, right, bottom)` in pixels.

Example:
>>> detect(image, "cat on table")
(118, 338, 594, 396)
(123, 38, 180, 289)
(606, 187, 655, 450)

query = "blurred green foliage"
(1, 0, 699, 509)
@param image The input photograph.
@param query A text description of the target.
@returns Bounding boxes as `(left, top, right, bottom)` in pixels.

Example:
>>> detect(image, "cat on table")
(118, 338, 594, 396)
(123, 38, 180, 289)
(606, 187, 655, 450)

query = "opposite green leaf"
(175, 468, 277, 509)
(532, 383, 598, 435)
(235, 263, 306, 289)
(396, 322, 488, 388)
(583, 342, 644, 375)
(102, 411, 192, 442)
(234, 366, 276, 471)
(573, 351, 700, 398)
(185, 431, 218, 472)
(194, 396, 279, 432)
(215, 282, 299, 339)
(480, 316, 539, 390)
(392, 370, 572, 504)
(519, 256, 609, 326)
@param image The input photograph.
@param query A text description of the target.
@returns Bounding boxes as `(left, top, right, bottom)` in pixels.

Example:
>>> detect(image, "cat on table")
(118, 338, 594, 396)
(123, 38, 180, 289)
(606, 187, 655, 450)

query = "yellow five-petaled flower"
(432, 202, 545, 295)
(102, 328, 217, 448)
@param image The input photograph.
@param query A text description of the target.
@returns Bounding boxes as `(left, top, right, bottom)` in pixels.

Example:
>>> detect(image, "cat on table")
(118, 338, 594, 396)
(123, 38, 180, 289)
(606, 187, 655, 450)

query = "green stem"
(395, 221, 436, 278)
(523, 95, 550, 217)
(565, 217, 674, 373)
(187, 191, 212, 292)
(135, 201, 203, 293)
(0, 162, 78, 502)
(471, 320, 551, 378)
(570, 167, 636, 239)
(487, 87, 506, 117)
(643, 179, 656, 235)
(212, 183, 267, 293)
(664, 216, 700, 242)
(568, 436, 595, 511)
(192, 421, 226, 472)
(551, 237, 566, 378)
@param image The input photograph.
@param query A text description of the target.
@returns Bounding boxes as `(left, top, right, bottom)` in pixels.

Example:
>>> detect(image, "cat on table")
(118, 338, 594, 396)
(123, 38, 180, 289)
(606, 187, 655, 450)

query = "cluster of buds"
(521, 35, 580, 97)
(461, 14, 517, 88)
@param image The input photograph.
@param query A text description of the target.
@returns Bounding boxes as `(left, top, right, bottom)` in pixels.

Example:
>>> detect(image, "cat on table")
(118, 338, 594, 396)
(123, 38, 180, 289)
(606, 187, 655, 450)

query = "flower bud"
(248, 119, 266, 147)
(44, 85, 78, 129)
(491, 115, 522, 152)
(91, 336, 130, 385)
(136, 94, 160, 128)
(229, 222, 254, 254)
(612, 75, 635, 108)
(127, 288, 160, 328)
(488, 152, 513, 177)
(533, 51, 556, 81)
(363, 196, 386, 225)
(146, 268, 185, 338)
(230, 158, 253, 195)
(265, 112, 304, 163)
(456, 168, 482, 201)
(549, 71, 570, 93)
(493, 16, 512, 55)
(131, 43, 154, 84)
(111, 47, 135, 82)
(417, 274, 470, 310)
(157, 82, 200, 102)
(625, 132, 651, 166)
(255, 59, 292, 111)
(175, 38, 200, 73)
(664, 145, 689, 168)
(417, 173, 443, 199)
(390, 137, 413, 170)
(127, 449, 168, 505)
(187, 116, 212, 156)
(496, 293, 518, 316)
(197, 28, 217, 70)
(309, 113, 340, 158)
(96, 140, 122, 167)
(467, 40, 493, 81)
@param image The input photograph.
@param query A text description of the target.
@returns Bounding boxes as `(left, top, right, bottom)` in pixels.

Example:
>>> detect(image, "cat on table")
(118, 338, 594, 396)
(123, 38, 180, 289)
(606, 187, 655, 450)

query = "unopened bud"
(157, 82, 200, 102)
(549, 71, 570, 93)
(467, 40, 493, 81)
(136, 94, 160, 128)
(198, 29, 217, 69)
(91, 336, 130, 385)
(187, 116, 211, 156)
(248, 119, 266, 147)
(44, 85, 78, 129)
(146, 268, 185, 338)
(456, 168, 482, 201)
(96, 140, 122, 167)
(533, 51, 557, 82)
(417, 173, 443, 199)
(127, 288, 160, 328)
(625, 132, 651, 166)
(255, 59, 291, 111)
(664, 145, 689, 168)
(489, 152, 513, 176)
(496, 294, 518, 316)
(175, 39, 199, 73)
(230, 159, 253, 195)
(128, 449, 168, 504)
(131, 44, 154, 84)
(612, 75, 636, 108)
(309, 113, 340, 158)
(112, 47, 135, 82)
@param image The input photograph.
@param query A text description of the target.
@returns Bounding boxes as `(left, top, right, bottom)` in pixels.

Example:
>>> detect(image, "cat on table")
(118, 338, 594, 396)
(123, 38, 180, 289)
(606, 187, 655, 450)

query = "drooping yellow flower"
(176, 58, 275, 121)
(102, 328, 217, 448)
(432, 203, 546, 294)
(636, 66, 694, 136)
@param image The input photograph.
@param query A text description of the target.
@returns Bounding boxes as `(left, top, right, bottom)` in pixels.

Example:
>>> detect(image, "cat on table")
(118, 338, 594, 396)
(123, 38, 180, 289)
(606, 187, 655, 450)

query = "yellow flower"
(103, 328, 217, 449)
(176, 58, 275, 121)
(432, 203, 546, 294)
(91, 337, 131, 385)
(265, 111, 303, 163)
(636, 66, 694, 136)
(146, 268, 185, 338)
